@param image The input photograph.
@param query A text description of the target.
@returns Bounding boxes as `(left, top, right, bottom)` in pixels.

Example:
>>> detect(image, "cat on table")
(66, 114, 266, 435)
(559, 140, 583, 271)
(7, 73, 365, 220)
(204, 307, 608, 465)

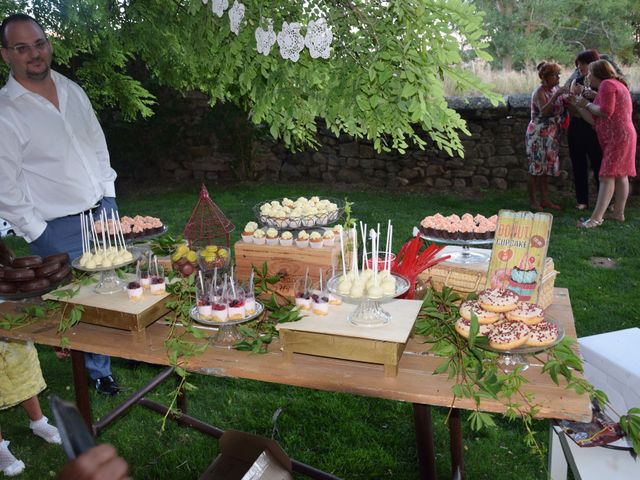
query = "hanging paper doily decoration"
(202, 0, 208, 5)
(211, 0, 228, 18)
(255, 18, 276, 56)
(277, 22, 305, 62)
(305, 18, 333, 59)
(228, 1, 245, 35)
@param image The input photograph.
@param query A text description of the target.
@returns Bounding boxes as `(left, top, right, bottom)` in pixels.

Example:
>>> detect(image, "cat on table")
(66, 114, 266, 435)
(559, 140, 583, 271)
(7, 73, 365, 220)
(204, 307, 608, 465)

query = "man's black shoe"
(95, 375, 120, 396)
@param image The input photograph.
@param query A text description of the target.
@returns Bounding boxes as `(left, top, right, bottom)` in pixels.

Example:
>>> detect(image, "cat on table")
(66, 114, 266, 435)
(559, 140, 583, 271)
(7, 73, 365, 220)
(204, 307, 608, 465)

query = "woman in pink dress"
(571, 60, 637, 228)
(525, 62, 568, 211)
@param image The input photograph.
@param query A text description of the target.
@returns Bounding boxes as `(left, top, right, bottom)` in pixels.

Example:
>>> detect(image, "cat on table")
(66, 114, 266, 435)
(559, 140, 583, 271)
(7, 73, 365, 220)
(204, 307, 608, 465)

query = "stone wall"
(105, 92, 640, 195)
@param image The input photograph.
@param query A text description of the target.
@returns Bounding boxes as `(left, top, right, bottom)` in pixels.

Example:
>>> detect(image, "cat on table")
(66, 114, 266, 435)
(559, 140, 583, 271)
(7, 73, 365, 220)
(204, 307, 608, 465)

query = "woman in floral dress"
(525, 62, 568, 211)
(571, 60, 637, 228)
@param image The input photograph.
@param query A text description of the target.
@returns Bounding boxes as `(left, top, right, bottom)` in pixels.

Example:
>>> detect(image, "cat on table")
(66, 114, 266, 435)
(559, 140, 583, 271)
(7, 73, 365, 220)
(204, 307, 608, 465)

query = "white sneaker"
(0, 440, 25, 477)
(29, 416, 62, 445)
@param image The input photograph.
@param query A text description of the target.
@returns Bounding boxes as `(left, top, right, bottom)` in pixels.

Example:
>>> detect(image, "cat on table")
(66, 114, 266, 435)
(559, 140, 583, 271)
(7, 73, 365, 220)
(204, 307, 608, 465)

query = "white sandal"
(577, 218, 603, 229)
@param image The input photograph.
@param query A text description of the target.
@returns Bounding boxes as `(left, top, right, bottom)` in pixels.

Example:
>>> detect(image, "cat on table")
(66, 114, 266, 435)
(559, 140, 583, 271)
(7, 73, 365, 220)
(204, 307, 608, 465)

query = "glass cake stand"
(71, 248, 141, 294)
(327, 273, 409, 327)
(474, 322, 566, 372)
(189, 301, 264, 348)
(417, 227, 494, 265)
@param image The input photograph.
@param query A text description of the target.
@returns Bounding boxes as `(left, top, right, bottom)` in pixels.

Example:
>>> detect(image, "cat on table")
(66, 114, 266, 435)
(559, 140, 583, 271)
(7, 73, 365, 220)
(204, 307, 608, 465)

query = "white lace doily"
(228, 1, 245, 35)
(277, 22, 305, 62)
(211, 0, 228, 18)
(202, 0, 209, 5)
(255, 18, 276, 56)
(305, 18, 332, 59)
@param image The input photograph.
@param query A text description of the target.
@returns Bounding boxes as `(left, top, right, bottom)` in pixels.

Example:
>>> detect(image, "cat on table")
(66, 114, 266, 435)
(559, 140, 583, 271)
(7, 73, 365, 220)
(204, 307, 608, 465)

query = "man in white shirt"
(0, 13, 120, 395)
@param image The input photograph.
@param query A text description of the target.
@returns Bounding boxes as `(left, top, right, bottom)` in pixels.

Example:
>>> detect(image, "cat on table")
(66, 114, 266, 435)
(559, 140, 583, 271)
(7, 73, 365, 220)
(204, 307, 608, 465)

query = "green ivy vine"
(414, 286, 640, 461)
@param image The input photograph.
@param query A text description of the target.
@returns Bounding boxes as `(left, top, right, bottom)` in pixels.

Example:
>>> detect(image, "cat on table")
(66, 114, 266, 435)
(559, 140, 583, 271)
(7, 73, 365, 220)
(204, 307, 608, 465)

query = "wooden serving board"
(277, 299, 422, 377)
(234, 241, 342, 297)
(43, 278, 172, 333)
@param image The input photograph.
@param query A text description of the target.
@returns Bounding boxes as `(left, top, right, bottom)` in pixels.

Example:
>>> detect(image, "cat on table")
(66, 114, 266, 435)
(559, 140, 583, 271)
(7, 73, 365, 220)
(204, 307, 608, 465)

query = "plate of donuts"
(0, 253, 73, 300)
(454, 289, 565, 355)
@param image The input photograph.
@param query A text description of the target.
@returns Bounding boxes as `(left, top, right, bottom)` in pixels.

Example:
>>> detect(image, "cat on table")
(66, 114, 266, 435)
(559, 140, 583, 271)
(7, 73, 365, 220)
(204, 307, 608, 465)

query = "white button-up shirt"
(0, 70, 116, 242)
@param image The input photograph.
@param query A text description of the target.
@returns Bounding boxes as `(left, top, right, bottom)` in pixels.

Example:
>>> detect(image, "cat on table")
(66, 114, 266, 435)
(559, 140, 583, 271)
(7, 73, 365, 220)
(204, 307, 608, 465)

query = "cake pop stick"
(115, 210, 127, 252)
(89, 214, 99, 252)
(304, 266, 309, 293)
(80, 213, 86, 254)
(339, 227, 347, 276)
(198, 270, 204, 292)
(385, 220, 391, 270)
(359, 222, 368, 270)
(319, 268, 323, 292)
(100, 211, 107, 252)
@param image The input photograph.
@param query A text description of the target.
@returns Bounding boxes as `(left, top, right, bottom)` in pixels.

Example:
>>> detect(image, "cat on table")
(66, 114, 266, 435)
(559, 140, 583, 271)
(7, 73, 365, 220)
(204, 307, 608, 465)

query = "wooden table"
(0, 288, 591, 479)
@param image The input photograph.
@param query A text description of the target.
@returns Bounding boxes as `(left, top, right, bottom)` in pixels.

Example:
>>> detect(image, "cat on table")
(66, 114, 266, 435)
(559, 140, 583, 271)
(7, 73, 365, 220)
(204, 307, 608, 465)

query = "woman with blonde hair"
(525, 62, 568, 211)
(571, 60, 637, 228)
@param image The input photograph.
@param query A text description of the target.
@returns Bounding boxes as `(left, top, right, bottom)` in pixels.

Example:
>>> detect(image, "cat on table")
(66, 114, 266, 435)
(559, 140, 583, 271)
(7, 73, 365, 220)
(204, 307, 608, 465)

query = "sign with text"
(485, 210, 553, 303)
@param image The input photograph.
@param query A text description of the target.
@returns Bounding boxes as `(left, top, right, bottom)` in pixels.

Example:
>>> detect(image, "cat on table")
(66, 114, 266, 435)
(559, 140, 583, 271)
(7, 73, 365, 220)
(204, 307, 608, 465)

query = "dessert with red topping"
(505, 302, 545, 325)
(526, 320, 559, 347)
(478, 288, 519, 313)
(126, 280, 143, 300)
(488, 321, 531, 350)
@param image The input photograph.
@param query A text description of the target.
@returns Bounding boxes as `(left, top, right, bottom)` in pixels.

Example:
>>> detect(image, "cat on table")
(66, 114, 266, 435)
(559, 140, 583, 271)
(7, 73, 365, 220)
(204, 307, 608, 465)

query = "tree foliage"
(471, 0, 640, 70)
(0, 0, 501, 156)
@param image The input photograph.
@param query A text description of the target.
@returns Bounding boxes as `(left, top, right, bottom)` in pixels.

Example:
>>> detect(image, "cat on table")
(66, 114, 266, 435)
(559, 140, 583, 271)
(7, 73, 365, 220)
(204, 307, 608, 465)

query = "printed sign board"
(485, 210, 553, 303)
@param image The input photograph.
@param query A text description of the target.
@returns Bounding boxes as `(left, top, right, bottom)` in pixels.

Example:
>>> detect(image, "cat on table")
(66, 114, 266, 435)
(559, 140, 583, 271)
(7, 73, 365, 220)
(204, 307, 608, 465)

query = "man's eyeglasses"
(3, 38, 49, 55)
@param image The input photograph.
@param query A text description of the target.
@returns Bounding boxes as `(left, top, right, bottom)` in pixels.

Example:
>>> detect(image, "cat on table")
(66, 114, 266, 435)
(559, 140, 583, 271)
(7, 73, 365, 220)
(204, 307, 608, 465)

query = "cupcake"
(126, 281, 143, 301)
(332, 225, 343, 239)
(322, 230, 335, 247)
(280, 231, 293, 247)
(296, 230, 310, 248)
(309, 231, 323, 249)
(265, 228, 279, 246)
(253, 228, 266, 245)
(242, 222, 258, 243)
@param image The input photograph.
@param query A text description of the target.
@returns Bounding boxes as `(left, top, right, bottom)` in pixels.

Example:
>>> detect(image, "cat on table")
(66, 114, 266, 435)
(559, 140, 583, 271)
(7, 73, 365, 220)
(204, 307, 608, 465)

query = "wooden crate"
(234, 241, 341, 297)
(276, 299, 423, 377)
(418, 250, 557, 308)
(44, 281, 172, 333)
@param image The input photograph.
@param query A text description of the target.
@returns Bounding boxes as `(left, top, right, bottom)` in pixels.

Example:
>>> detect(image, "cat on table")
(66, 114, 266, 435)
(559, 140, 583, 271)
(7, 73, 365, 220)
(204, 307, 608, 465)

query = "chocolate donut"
(35, 261, 61, 278)
(11, 255, 43, 268)
(18, 277, 50, 292)
(4, 267, 35, 281)
(43, 252, 70, 265)
(49, 263, 72, 283)
(0, 281, 18, 294)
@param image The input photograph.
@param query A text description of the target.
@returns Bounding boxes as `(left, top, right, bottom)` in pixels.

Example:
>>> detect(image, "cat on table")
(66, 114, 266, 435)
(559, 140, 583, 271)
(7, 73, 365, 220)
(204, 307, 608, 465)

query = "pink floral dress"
(525, 86, 568, 176)
(593, 79, 637, 177)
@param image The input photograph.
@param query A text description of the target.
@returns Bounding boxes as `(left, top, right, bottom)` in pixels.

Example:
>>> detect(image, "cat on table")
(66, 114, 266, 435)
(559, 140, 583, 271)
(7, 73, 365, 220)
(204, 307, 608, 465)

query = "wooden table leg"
(413, 403, 437, 480)
(448, 408, 464, 479)
(70, 349, 92, 429)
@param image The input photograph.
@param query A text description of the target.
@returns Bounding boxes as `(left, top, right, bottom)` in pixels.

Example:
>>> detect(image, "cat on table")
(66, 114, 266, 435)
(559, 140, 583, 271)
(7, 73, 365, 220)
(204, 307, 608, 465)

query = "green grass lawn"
(2, 183, 639, 479)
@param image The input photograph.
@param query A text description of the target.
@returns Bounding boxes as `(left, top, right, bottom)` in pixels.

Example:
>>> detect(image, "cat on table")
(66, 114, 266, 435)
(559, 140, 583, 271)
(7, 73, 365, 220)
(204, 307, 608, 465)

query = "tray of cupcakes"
(418, 213, 498, 244)
(253, 196, 342, 230)
(240, 222, 344, 249)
